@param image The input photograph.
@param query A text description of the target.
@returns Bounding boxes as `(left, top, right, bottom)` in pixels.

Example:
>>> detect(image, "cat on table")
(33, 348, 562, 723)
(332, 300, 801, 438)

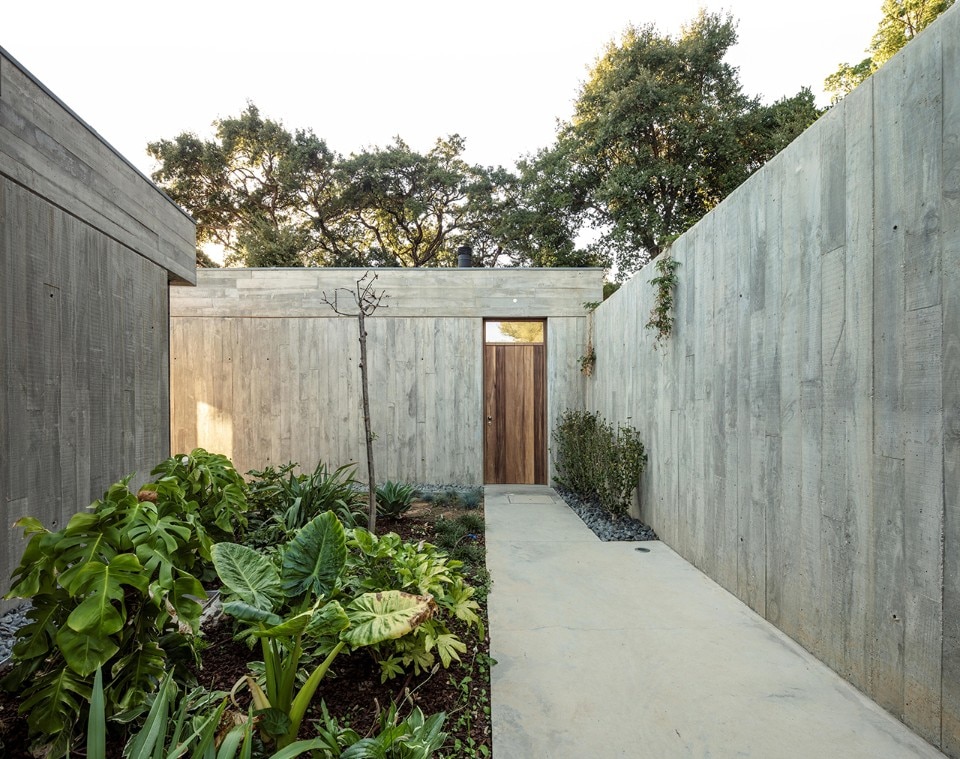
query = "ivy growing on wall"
(644, 255, 681, 348)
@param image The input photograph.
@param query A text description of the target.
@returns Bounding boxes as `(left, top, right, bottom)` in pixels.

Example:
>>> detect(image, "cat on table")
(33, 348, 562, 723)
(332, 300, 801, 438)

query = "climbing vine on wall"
(644, 255, 681, 348)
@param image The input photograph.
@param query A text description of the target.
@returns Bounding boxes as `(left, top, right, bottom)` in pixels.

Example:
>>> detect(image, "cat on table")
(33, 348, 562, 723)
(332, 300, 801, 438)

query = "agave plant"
(376, 481, 417, 518)
(213, 511, 436, 749)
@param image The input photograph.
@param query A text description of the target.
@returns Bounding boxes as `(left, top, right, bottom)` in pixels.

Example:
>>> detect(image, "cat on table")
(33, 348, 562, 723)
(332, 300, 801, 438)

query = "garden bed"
(0, 492, 491, 758)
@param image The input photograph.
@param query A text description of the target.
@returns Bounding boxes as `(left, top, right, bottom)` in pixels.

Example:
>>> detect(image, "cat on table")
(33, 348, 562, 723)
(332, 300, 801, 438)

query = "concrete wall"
(170, 268, 601, 483)
(0, 49, 196, 603)
(586, 7, 960, 755)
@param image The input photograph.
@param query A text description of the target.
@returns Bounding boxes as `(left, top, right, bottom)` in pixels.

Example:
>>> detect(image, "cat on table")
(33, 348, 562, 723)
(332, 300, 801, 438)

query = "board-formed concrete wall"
(0, 49, 196, 604)
(170, 268, 602, 483)
(586, 6, 960, 755)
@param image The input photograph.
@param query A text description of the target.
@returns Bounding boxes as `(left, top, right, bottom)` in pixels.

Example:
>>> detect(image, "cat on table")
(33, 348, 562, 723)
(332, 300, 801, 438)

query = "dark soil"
(0, 498, 491, 757)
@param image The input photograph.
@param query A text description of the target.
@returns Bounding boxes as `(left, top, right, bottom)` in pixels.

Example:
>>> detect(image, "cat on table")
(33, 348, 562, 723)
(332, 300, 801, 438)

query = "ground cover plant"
(0, 457, 491, 758)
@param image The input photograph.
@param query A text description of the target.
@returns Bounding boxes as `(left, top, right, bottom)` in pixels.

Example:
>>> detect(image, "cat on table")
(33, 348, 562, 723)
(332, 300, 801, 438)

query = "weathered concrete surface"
(169, 269, 601, 483)
(0, 50, 196, 606)
(487, 486, 946, 759)
(585, 6, 960, 753)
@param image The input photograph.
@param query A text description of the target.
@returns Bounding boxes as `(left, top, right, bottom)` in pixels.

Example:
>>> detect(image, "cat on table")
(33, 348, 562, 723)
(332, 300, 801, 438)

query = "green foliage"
(376, 481, 417, 518)
(148, 103, 346, 268)
(336, 135, 496, 268)
(825, 0, 954, 102)
(434, 514, 486, 571)
(552, 410, 647, 517)
(150, 108, 510, 269)
(309, 701, 447, 759)
(213, 512, 436, 748)
(460, 488, 483, 510)
(112, 668, 330, 759)
(245, 461, 366, 546)
(345, 529, 482, 682)
(645, 255, 681, 347)
(2, 472, 214, 754)
(151, 447, 249, 541)
(447, 652, 495, 758)
(578, 347, 597, 375)
(524, 11, 820, 277)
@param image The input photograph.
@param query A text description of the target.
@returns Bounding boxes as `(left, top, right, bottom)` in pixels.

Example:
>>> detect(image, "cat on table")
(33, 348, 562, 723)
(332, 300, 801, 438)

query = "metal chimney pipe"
(457, 245, 473, 268)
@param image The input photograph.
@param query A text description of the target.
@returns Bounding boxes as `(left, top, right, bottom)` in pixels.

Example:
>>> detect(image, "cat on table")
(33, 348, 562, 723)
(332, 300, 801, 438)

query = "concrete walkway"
(485, 485, 946, 759)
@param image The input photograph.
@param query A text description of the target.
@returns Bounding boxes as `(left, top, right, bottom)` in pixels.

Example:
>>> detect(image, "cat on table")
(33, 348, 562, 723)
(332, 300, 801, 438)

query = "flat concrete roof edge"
(0, 45, 195, 226)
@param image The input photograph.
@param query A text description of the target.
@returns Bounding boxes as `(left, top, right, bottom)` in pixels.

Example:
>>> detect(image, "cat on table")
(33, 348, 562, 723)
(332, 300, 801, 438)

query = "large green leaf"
(65, 555, 148, 635)
(281, 511, 346, 598)
(168, 575, 206, 631)
(19, 665, 92, 736)
(342, 591, 435, 647)
(305, 600, 350, 639)
(212, 542, 282, 610)
(10, 595, 64, 659)
(56, 625, 119, 676)
(222, 600, 282, 627)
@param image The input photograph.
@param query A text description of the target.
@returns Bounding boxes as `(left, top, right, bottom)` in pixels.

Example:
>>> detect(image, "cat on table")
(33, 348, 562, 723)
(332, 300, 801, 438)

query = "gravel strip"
(0, 603, 30, 664)
(555, 487, 658, 542)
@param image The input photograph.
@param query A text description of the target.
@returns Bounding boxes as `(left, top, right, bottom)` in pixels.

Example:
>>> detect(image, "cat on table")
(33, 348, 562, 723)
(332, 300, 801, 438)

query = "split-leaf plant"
(645, 254, 681, 347)
(2, 477, 212, 756)
(344, 529, 482, 682)
(151, 447, 249, 542)
(213, 511, 437, 749)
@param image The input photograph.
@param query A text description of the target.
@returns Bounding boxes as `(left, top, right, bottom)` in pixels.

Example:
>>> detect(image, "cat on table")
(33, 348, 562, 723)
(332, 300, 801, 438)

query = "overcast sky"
(4, 0, 883, 177)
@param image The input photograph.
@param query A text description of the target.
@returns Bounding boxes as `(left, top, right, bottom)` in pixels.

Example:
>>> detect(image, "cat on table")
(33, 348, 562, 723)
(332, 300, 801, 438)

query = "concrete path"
(485, 485, 946, 759)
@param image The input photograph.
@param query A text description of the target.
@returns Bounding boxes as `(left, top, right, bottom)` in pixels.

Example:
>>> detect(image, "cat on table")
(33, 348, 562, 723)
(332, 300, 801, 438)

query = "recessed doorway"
(483, 320, 547, 485)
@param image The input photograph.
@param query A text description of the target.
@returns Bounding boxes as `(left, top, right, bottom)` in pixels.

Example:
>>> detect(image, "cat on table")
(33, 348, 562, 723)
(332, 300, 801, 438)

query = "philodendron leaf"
(256, 707, 292, 738)
(212, 542, 282, 611)
(342, 591, 436, 647)
(304, 600, 350, 639)
(281, 511, 347, 598)
(222, 601, 282, 627)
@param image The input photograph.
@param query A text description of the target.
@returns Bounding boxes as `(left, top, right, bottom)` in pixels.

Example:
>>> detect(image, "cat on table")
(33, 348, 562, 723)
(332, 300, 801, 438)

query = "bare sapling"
(322, 271, 387, 533)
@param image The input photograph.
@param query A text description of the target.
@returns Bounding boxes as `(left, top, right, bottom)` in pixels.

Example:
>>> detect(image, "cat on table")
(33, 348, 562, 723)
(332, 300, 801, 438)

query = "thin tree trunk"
(358, 308, 377, 533)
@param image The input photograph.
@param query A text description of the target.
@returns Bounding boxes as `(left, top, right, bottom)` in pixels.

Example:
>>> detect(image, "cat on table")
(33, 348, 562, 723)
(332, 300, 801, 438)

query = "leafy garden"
(0, 450, 491, 758)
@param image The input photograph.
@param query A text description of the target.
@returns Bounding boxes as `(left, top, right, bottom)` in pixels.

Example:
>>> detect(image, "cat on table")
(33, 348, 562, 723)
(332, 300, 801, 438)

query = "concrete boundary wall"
(0, 51, 196, 603)
(170, 268, 602, 484)
(586, 6, 960, 755)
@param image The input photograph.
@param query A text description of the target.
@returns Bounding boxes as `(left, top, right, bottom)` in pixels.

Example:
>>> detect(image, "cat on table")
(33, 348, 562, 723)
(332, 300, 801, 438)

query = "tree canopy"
(531, 11, 820, 277)
(824, 0, 954, 103)
(150, 11, 822, 278)
(149, 107, 507, 268)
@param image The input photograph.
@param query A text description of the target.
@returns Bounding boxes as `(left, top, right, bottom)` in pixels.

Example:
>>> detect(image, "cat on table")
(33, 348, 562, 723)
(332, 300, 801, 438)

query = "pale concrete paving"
(485, 485, 946, 759)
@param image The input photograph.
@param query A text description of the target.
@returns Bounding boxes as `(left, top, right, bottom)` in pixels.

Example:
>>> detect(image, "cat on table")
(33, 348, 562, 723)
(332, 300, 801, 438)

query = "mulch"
(0, 500, 490, 756)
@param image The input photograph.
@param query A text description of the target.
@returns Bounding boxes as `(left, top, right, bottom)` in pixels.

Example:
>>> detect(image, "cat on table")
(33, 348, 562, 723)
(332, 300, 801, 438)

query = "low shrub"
(244, 460, 366, 545)
(552, 409, 647, 517)
(376, 481, 416, 518)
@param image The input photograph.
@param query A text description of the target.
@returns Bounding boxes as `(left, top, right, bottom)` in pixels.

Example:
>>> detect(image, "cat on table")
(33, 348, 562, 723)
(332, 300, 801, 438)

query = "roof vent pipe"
(457, 245, 473, 268)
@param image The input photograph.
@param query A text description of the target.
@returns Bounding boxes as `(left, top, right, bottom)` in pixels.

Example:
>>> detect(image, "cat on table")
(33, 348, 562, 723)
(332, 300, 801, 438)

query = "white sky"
(3, 0, 882, 177)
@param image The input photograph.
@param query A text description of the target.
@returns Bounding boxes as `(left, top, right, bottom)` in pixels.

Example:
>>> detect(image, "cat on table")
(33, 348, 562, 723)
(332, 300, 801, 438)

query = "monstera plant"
(2, 476, 210, 756)
(213, 511, 436, 748)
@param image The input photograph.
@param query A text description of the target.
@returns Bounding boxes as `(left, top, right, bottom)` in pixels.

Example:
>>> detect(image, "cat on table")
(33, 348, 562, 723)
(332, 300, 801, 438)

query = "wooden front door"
(483, 320, 547, 484)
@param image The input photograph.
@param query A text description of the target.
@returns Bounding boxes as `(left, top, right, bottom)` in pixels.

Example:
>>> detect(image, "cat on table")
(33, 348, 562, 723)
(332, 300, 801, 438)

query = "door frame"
(482, 318, 548, 485)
